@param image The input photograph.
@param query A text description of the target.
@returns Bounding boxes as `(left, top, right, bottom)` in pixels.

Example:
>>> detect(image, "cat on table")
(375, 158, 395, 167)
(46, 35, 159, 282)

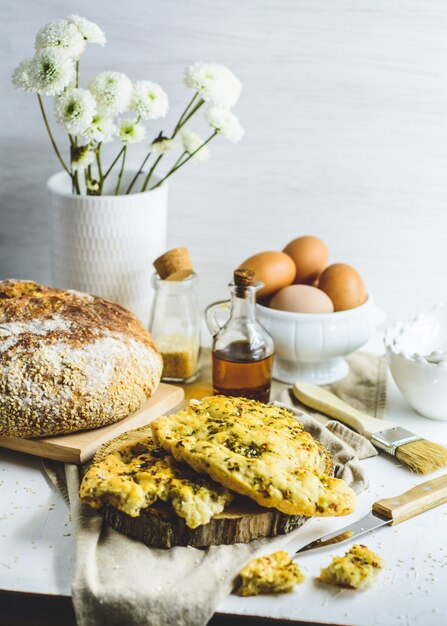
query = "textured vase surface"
(47, 171, 168, 327)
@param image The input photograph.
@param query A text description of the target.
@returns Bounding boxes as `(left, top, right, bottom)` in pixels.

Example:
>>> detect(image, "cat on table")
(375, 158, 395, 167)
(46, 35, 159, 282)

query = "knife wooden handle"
(372, 474, 447, 525)
(293, 381, 396, 437)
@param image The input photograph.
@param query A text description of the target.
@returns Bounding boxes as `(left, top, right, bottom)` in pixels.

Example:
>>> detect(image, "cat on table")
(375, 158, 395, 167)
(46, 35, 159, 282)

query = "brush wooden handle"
(372, 474, 447, 525)
(293, 381, 395, 438)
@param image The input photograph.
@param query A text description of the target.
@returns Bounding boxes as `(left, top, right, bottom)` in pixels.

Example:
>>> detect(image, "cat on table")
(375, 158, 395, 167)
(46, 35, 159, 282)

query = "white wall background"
(1, 0, 447, 323)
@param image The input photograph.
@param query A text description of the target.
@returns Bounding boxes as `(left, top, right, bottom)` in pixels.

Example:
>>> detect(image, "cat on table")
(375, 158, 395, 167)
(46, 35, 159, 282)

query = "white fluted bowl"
(256, 295, 384, 385)
(384, 303, 447, 421)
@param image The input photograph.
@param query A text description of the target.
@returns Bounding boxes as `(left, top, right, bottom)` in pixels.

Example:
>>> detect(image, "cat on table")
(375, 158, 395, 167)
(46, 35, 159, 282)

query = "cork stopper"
(234, 268, 255, 297)
(154, 248, 193, 281)
(234, 269, 255, 286)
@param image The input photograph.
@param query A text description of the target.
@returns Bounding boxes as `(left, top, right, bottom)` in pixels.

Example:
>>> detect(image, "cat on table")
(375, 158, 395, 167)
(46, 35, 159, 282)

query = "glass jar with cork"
(150, 248, 201, 382)
(206, 269, 274, 402)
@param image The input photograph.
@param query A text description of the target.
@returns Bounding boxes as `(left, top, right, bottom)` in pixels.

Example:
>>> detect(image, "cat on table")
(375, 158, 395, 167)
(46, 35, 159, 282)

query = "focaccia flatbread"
(237, 550, 304, 596)
(80, 426, 233, 529)
(151, 396, 355, 517)
(318, 544, 385, 589)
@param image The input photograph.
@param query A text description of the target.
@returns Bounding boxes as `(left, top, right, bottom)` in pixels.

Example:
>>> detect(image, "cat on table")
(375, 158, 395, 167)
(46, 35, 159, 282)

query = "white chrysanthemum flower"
(67, 15, 106, 46)
(12, 58, 37, 93)
(184, 62, 241, 108)
(181, 129, 209, 162)
(28, 49, 75, 96)
(130, 81, 169, 120)
(71, 145, 95, 172)
(117, 119, 146, 144)
(89, 71, 132, 116)
(82, 114, 116, 143)
(150, 137, 176, 154)
(54, 88, 96, 134)
(204, 107, 244, 143)
(35, 19, 86, 59)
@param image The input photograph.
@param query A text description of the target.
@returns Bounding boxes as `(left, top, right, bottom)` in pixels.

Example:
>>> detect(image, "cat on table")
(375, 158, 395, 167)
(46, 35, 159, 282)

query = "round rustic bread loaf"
(0, 280, 163, 438)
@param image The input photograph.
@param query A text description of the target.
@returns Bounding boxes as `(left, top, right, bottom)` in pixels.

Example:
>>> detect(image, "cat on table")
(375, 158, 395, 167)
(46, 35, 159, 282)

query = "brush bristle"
(396, 440, 447, 474)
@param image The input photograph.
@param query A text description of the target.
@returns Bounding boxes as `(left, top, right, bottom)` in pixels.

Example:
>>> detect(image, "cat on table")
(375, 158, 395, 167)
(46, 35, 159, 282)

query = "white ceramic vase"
(47, 170, 168, 327)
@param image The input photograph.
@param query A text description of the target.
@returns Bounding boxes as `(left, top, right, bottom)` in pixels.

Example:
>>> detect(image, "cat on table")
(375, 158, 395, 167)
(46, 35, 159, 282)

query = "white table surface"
(1, 338, 447, 626)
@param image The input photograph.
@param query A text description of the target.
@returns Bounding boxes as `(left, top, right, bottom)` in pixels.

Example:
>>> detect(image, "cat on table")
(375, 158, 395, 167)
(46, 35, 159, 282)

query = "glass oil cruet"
(205, 269, 274, 402)
(149, 248, 201, 383)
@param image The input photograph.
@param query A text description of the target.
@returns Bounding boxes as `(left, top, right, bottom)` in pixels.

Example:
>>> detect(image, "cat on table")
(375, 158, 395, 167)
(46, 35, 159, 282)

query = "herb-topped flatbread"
(79, 426, 233, 529)
(318, 544, 385, 589)
(151, 396, 355, 517)
(237, 550, 305, 596)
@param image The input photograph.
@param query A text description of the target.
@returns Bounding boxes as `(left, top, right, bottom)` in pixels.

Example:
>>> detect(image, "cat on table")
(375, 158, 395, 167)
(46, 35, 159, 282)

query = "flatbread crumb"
(236, 550, 304, 596)
(318, 544, 385, 589)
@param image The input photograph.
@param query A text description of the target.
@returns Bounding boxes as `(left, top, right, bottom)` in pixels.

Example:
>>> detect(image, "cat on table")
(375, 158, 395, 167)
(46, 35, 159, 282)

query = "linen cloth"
(277, 351, 387, 460)
(43, 351, 387, 626)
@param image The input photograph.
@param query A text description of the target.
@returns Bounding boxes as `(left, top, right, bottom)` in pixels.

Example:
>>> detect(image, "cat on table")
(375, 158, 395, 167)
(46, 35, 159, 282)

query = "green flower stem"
(37, 94, 70, 175)
(92, 143, 104, 195)
(103, 146, 126, 180)
(114, 146, 127, 195)
(175, 99, 205, 133)
(68, 140, 81, 195)
(144, 97, 204, 189)
(141, 154, 163, 192)
(84, 167, 90, 193)
(136, 95, 205, 193)
(129, 146, 155, 194)
(125, 151, 152, 195)
(172, 150, 188, 170)
(150, 131, 217, 190)
(96, 142, 103, 179)
(141, 115, 205, 193)
(173, 93, 198, 135)
(73, 171, 81, 195)
(75, 60, 79, 88)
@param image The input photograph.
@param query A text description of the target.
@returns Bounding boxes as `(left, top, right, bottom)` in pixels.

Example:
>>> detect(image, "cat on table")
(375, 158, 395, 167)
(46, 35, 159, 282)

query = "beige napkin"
(275, 351, 387, 461)
(43, 351, 386, 626)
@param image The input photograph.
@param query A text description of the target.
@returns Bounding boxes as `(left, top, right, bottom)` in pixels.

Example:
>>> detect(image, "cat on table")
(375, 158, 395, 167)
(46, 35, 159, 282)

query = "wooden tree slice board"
(104, 497, 308, 548)
(0, 383, 184, 464)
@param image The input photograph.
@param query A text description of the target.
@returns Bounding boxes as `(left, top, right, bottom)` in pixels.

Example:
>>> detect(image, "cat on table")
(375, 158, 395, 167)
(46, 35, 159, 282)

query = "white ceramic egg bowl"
(256, 295, 384, 385)
(384, 302, 447, 421)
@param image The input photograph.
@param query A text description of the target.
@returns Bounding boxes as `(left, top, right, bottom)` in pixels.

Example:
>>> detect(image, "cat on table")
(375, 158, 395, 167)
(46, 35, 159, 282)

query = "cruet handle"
(205, 300, 231, 337)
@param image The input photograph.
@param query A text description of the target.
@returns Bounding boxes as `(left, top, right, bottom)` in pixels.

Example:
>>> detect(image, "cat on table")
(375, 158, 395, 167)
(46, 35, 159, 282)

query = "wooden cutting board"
(104, 498, 307, 548)
(0, 383, 184, 464)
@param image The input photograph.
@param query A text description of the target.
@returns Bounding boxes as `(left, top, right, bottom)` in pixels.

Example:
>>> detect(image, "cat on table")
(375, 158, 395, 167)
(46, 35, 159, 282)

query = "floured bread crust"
(151, 395, 355, 517)
(236, 550, 304, 596)
(80, 426, 233, 529)
(0, 280, 162, 437)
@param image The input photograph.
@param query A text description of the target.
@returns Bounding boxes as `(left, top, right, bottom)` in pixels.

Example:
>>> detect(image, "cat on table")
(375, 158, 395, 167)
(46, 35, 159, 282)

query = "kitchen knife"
(295, 473, 447, 556)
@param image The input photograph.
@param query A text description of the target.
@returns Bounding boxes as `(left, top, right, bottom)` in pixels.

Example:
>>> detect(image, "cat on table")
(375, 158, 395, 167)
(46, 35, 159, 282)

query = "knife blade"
(296, 510, 389, 555)
(295, 472, 447, 556)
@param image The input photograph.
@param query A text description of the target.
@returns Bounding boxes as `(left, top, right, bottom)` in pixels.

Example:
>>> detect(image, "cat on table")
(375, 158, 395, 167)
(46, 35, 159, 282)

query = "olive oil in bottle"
(206, 269, 274, 403)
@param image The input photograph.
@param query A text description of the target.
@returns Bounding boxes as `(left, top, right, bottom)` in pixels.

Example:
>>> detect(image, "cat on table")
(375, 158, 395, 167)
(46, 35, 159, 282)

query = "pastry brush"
(293, 381, 447, 474)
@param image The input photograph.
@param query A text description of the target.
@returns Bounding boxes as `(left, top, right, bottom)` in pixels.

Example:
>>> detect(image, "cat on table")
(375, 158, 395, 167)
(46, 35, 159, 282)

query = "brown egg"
(283, 236, 329, 285)
(318, 263, 367, 311)
(270, 285, 334, 313)
(238, 252, 296, 299)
